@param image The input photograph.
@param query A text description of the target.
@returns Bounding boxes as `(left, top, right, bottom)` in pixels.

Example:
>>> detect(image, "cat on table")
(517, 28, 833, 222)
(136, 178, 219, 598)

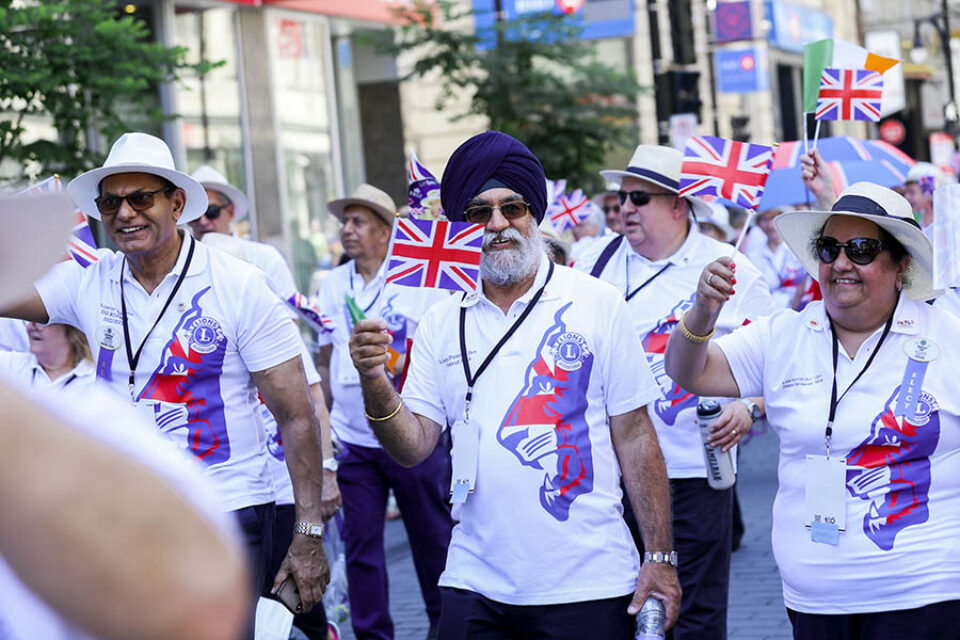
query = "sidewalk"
(340, 426, 790, 639)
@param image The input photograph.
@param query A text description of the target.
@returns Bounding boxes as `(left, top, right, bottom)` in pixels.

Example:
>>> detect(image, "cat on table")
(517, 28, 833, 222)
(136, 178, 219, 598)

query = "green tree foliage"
(384, 1, 643, 192)
(0, 0, 216, 182)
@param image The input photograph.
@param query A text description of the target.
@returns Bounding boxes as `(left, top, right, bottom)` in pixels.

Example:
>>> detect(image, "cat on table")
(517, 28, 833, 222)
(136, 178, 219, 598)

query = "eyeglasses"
(463, 200, 530, 225)
(617, 190, 675, 207)
(95, 187, 172, 216)
(204, 204, 227, 220)
(602, 204, 620, 214)
(815, 237, 889, 266)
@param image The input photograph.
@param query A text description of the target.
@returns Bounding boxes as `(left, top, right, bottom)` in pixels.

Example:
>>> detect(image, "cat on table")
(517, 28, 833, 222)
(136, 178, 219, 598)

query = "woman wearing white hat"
(665, 182, 960, 638)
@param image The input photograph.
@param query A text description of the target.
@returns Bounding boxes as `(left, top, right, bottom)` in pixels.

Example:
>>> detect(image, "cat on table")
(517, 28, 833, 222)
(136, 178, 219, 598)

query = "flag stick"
(803, 113, 809, 157)
(812, 119, 822, 151)
(731, 209, 756, 256)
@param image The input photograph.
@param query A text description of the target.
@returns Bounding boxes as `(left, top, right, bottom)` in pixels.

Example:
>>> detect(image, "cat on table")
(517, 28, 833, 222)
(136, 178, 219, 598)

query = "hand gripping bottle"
(697, 399, 736, 490)
(634, 596, 665, 639)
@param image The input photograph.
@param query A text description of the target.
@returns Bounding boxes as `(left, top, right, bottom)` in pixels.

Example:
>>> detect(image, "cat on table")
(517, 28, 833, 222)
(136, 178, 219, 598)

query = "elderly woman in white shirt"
(664, 182, 960, 640)
(0, 322, 94, 390)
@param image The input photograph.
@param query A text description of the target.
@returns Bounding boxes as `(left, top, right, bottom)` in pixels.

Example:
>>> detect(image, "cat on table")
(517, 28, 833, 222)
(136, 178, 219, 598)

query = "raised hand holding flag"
(386, 218, 483, 293)
(678, 136, 774, 210)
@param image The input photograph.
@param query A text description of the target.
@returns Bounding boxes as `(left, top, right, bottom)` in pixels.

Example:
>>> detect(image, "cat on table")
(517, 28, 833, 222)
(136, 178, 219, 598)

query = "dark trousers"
(436, 587, 634, 639)
(234, 501, 276, 640)
(787, 600, 960, 640)
(338, 440, 453, 640)
(263, 503, 329, 639)
(624, 478, 732, 640)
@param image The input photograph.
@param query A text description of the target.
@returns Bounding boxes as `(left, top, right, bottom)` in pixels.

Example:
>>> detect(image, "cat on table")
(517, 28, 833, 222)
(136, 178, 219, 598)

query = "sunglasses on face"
(617, 190, 674, 207)
(463, 200, 530, 225)
(95, 187, 171, 216)
(602, 204, 620, 214)
(204, 204, 227, 220)
(815, 236, 889, 266)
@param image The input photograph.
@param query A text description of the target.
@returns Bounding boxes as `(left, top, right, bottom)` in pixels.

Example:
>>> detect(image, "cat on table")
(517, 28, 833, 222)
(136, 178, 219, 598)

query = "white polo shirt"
(576, 227, 773, 478)
(35, 233, 303, 511)
(716, 297, 960, 613)
(315, 258, 448, 448)
(402, 255, 661, 605)
(0, 351, 95, 392)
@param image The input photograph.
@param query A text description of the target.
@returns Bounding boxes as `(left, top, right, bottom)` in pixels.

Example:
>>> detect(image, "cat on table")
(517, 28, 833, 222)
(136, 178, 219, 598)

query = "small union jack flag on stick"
(286, 292, 336, 334)
(407, 150, 444, 220)
(18, 175, 100, 267)
(386, 218, 484, 292)
(678, 136, 774, 210)
(547, 189, 595, 233)
(816, 68, 883, 122)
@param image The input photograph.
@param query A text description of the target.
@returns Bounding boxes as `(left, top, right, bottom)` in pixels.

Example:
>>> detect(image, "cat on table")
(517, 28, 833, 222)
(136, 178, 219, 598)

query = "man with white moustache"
(349, 131, 680, 639)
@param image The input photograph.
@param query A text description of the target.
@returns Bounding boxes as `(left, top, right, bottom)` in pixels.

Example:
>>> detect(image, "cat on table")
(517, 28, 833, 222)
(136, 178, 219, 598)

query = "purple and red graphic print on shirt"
(845, 387, 941, 551)
(140, 287, 231, 465)
(642, 294, 696, 426)
(497, 303, 594, 521)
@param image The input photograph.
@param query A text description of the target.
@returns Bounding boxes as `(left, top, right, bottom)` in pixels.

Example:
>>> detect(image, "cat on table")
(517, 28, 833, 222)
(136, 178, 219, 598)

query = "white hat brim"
(66, 164, 208, 224)
(775, 210, 941, 301)
(198, 181, 249, 221)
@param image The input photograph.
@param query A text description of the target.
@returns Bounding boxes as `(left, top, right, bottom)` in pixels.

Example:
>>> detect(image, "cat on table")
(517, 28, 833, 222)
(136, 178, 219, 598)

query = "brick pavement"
(338, 426, 790, 640)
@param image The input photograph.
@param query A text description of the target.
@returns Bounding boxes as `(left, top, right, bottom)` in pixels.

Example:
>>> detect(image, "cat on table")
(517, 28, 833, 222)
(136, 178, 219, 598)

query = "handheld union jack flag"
(545, 178, 567, 208)
(286, 292, 336, 334)
(547, 189, 596, 233)
(816, 68, 883, 122)
(407, 150, 444, 220)
(18, 175, 100, 267)
(678, 136, 774, 210)
(386, 218, 483, 292)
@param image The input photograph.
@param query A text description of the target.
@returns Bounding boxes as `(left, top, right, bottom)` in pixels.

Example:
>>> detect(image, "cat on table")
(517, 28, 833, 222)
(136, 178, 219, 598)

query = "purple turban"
(440, 131, 547, 223)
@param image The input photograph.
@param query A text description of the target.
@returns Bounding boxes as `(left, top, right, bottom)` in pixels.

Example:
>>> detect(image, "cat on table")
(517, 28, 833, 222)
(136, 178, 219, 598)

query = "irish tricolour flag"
(803, 39, 899, 114)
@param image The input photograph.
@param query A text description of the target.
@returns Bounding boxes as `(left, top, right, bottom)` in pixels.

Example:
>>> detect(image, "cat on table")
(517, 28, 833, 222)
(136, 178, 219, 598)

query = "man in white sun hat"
(0, 132, 330, 636)
(575, 144, 772, 640)
(666, 182, 960, 638)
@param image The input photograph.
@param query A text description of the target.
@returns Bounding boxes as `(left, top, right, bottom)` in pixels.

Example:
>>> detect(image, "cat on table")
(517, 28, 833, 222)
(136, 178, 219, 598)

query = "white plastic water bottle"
(697, 399, 736, 490)
(634, 596, 665, 639)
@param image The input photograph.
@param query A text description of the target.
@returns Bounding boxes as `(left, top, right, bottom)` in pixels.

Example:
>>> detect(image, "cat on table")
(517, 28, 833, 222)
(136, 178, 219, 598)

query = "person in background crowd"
(600, 188, 624, 234)
(569, 204, 609, 263)
(349, 130, 680, 639)
(666, 182, 960, 640)
(576, 144, 772, 640)
(539, 219, 570, 265)
(903, 162, 946, 232)
(0, 322, 94, 392)
(698, 201, 733, 243)
(315, 183, 452, 640)
(0, 133, 329, 637)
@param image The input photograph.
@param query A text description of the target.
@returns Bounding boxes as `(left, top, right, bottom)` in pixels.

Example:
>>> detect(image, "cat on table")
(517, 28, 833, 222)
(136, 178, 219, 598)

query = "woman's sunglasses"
(815, 236, 889, 266)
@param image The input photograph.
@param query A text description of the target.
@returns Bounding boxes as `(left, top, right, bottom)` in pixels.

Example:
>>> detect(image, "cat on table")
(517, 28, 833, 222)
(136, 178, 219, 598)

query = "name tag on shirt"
(449, 418, 479, 505)
(805, 455, 846, 545)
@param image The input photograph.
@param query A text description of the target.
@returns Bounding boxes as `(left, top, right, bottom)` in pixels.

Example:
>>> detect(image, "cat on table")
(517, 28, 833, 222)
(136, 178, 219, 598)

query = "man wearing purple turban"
(347, 131, 681, 638)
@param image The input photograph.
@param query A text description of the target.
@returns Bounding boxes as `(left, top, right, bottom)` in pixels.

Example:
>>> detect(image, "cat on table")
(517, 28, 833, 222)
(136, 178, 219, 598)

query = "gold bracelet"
(678, 310, 715, 344)
(365, 398, 403, 422)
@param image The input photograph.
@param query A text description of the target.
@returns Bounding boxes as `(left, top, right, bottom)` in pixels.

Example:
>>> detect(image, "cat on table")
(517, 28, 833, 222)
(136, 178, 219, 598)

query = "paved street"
(339, 425, 790, 639)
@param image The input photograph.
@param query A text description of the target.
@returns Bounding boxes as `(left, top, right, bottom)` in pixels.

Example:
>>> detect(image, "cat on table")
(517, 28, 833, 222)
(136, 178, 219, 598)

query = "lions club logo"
(187, 317, 225, 354)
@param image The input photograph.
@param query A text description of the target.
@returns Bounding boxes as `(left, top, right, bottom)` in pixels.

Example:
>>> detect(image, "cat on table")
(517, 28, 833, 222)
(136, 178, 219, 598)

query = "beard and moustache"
(480, 224, 546, 286)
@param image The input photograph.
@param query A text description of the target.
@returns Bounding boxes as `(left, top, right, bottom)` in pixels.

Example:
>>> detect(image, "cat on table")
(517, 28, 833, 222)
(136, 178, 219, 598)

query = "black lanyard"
(120, 235, 195, 400)
(825, 310, 895, 456)
(458, 261, 554, 421)
(350, 268, 384, 315)
(625, 262, 672, 302)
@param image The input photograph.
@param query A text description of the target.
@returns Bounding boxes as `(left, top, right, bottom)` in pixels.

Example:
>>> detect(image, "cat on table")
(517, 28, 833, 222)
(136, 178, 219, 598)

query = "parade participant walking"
(666, 182, 960, 639)
(0, 133, 330, 632)
(315, 183, 452, 640)
(0, 322, 94, 391)
(903, 162, 946, 232)
(349, 131, 681, 639)
(575, 144, 772, 639)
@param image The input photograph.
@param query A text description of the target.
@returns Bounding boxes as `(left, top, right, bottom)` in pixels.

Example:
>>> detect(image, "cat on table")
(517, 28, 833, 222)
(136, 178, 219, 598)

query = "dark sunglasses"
(204, 204, 227, 220)
(95, 187, 172, 216)
(815, 237, 889, 265)
(602, 204, 620, 214)
(617, 190, 675, 207)
(463, 200, 530, 225)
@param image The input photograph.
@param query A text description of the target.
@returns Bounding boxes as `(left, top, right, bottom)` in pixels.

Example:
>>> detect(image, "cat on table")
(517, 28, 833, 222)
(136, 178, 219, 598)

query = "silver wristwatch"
(742, 398, 763, 423)
(294, 521, 324, 538)
(643, 550, 678, 567)
(322, 457, 339, 472)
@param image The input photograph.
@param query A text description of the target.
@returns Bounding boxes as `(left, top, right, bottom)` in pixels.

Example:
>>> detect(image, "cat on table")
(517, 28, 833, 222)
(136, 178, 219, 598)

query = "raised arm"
(0, 289, 50, 323)
(349, 318, 442, 466)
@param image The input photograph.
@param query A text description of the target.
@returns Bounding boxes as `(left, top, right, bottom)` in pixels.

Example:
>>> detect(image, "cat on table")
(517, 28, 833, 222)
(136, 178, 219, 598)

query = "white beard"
(480, 226, 545, 285)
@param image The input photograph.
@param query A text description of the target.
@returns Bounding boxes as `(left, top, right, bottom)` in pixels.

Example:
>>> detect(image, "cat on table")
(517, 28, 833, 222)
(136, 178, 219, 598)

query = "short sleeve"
(300, 343, 321, 385)
(713, 315, 771, 398)
(401, 309, 447, 428)
(313, 274, 339, 348)
(601, 294, 662, 416)
(236, 270, 303, 372)
(34, 259, 84, 328)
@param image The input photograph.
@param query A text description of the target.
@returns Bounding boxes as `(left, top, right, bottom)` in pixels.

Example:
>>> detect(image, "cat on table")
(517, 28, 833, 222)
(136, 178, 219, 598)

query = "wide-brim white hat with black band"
(774, 182, 940, 301)
(191, 165, 250, 221)
(327, 183, 397, 226)
(599, 144, 713, 219)
(67, 132, 208, 224)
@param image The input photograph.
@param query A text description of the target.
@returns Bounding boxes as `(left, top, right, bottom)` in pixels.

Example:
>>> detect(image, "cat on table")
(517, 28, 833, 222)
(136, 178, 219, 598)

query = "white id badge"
(804, 455, 847, 545)
(449, 418, 479, 505)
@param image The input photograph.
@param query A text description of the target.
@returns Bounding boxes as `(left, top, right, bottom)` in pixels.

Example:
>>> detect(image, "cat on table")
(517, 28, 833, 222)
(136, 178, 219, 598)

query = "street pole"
(941, 0, 957, 126)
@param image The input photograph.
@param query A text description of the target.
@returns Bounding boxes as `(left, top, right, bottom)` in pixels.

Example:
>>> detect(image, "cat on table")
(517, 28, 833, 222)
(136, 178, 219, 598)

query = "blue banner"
(715, 47, 769, 93)
(472, 0, 634, 48)
(765, 0, 833, 53)
(715, 1, 753, 43)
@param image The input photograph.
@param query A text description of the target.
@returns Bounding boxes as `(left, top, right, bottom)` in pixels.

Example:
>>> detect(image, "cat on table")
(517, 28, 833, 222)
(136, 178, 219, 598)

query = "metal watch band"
(643, 550, 678, 567)
(322, 457, 339, 472)
(294, 521, 324, 538)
